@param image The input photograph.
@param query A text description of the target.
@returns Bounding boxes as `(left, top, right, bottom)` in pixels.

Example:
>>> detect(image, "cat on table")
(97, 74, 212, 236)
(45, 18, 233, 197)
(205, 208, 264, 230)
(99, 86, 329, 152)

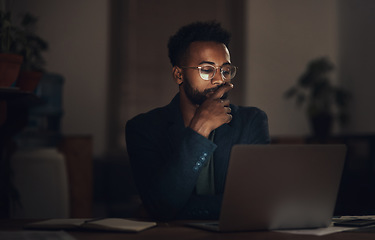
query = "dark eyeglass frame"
(180, 64, 237, 81)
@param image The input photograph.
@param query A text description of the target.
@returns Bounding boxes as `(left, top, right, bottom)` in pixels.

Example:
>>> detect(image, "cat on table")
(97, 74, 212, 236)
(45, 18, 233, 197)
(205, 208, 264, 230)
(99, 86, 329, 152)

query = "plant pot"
(16, 71, 43, 92)
(0, 53, 24, 88)
(310, 113, 333, 140)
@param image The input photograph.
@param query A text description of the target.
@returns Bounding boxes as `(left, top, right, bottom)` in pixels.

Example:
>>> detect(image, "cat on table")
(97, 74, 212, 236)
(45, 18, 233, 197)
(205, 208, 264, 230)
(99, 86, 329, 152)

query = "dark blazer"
(125, 93, 270, 220)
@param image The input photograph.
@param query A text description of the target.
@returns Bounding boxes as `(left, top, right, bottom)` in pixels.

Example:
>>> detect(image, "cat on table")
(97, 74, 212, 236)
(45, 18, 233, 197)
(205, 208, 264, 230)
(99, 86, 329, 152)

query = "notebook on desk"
(188, 144, 347, 232)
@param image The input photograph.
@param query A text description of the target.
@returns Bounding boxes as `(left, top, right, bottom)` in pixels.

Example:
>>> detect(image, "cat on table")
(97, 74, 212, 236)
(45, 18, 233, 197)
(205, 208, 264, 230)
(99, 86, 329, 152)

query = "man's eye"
(201, 67, 214, 74)
(222, 67, 231, 75)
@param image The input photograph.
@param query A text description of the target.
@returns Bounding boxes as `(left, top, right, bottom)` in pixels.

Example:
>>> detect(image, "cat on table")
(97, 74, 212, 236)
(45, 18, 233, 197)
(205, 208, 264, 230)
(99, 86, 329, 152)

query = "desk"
(1, 219, 375, 240)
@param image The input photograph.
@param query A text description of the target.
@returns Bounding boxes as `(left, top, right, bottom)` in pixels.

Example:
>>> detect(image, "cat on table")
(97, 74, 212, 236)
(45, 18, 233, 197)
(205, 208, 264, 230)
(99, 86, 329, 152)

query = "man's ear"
(172, 66, 183, 85)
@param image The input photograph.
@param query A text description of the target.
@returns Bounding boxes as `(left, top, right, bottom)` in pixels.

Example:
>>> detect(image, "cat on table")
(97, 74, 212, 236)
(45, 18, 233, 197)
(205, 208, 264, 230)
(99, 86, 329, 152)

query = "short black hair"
(167, 21, 231, 66)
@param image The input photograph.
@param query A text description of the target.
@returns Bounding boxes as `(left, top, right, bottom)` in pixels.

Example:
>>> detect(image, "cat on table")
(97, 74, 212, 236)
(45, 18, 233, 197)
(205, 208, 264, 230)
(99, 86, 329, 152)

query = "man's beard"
(182, 78, 228, 105)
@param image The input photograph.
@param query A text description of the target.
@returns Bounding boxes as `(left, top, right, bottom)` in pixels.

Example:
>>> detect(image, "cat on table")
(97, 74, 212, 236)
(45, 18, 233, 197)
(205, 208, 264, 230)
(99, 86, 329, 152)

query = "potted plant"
(15, 12, 48, 92)
(0, 9, 23, 87)
(284, 57, 350, 139)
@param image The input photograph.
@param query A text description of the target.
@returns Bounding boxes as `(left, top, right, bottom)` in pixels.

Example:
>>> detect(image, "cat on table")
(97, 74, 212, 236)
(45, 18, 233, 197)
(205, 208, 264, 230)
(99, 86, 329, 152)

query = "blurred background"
(1, 0, 374, 218)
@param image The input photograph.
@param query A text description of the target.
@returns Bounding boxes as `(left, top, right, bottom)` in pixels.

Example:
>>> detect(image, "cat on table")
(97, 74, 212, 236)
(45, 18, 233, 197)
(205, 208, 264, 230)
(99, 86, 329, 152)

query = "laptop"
(188, 144, 347, 232)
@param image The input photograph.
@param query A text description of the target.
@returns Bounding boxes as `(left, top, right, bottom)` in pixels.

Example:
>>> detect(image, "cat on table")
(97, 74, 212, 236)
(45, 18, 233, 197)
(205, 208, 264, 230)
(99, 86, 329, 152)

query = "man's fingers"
(210, 83, 233, 100)
(220, 99, 230, 107)
(226, 114, 233, 123)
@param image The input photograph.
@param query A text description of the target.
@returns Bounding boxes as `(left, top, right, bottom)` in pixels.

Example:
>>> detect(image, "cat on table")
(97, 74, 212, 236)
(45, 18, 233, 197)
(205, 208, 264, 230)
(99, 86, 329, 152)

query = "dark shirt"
(125, 93, 270, 220)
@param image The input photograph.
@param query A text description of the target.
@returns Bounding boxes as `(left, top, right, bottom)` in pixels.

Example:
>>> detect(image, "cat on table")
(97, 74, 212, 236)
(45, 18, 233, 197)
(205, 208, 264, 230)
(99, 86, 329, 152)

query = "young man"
(126, 21, 270, 220)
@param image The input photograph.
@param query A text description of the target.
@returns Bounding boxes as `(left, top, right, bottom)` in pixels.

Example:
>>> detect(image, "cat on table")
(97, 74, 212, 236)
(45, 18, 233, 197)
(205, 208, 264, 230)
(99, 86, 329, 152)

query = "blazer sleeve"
(126, 117, 218, 220)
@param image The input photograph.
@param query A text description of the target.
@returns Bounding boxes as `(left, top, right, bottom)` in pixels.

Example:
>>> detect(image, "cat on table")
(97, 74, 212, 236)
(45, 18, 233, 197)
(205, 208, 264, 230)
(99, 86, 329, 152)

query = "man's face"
(180, 41, 232, 105)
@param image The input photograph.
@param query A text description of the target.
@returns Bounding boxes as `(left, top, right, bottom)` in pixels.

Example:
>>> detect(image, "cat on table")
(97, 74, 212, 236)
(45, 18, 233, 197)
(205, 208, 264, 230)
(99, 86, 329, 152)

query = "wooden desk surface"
(1, 219, 375, 240)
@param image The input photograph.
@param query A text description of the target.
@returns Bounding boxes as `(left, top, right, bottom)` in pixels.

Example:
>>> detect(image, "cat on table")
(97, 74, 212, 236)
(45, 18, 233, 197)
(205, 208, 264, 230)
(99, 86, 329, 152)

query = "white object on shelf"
(10, 148, 70, 218)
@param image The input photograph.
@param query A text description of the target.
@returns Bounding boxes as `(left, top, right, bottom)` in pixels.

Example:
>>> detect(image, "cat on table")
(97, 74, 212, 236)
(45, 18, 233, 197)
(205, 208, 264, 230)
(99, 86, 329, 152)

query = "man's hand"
(189, 83, 234, 138)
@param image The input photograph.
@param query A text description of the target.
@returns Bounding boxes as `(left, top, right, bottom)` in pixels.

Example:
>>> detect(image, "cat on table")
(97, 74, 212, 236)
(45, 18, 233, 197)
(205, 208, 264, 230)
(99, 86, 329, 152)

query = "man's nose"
(211, 68, 225, 85)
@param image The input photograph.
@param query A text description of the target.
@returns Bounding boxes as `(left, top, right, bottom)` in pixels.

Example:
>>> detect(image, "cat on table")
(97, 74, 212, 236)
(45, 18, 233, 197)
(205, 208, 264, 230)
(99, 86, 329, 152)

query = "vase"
(310, 113, 333, 140)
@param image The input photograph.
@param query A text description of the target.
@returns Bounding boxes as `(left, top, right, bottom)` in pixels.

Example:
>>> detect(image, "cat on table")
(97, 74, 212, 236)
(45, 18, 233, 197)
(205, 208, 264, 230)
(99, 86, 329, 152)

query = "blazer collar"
(166, 94, 186, 146)
(165, 93, 183, 125)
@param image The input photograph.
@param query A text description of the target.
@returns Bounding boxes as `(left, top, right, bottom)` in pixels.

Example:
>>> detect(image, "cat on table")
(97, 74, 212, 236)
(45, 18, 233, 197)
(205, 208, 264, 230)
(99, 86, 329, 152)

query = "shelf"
(0, 87, 43, 107)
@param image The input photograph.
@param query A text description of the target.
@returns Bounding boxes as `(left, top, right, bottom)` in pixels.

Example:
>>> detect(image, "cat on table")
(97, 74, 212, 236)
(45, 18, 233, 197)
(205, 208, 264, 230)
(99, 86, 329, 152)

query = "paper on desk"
(274, 216, 375, 236)
(333, 215, 375, 220)
(0, 231, 76, 240)
(25, 218, 157, 232)
(274, 225, 356, 236)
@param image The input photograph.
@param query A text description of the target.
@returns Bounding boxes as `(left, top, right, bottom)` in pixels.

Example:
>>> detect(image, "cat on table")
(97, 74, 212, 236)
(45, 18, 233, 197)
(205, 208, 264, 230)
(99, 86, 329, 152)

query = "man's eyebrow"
(198, 61, 215, 65)
(198, 61, 231, 66)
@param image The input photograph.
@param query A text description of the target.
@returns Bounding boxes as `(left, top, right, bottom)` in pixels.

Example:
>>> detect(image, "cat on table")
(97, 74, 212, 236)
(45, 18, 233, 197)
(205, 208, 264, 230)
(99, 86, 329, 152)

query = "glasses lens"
(199, 66, 216, 80)
(221, 65, 237, 80)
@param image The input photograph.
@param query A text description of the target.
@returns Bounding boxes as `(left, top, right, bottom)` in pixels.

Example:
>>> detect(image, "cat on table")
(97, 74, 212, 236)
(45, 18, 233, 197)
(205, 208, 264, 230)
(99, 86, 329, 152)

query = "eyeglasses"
(181, 64, 237, 81)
